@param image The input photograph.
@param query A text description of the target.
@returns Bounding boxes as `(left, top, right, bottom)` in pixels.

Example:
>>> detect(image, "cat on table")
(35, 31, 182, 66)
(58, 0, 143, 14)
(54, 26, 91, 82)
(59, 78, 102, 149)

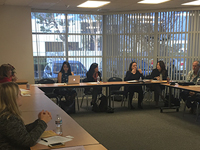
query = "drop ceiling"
(0, 0, 200, 13)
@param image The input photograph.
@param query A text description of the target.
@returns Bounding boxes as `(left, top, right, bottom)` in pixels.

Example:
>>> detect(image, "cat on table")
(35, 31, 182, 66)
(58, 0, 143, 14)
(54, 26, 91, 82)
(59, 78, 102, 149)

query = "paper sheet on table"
(53, 145, 85, 150)
(88, 82, 98, 84)
(189, 85, 200, 87)
(54, 83, 66, 85)
(20, 89, 31, 96)
(31, 84, 42, 86)
(38, 136, 73, 146)
(127, 80, 138, 83)
(40, 130, 57, 138)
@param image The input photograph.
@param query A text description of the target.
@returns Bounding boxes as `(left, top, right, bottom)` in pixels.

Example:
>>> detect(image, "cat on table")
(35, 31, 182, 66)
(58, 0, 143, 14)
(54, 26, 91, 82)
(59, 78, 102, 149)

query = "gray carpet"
(70, 100, 200, 150)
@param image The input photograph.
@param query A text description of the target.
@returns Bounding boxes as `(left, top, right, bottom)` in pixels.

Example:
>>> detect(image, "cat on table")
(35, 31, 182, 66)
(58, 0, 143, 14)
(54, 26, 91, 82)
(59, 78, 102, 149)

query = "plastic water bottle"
(160, 74, 163, 81)
(97, 76, 100, 84)
(26, 83, 30, 90)
(139, 77, 143, 82)
(55, 114, 62, 135)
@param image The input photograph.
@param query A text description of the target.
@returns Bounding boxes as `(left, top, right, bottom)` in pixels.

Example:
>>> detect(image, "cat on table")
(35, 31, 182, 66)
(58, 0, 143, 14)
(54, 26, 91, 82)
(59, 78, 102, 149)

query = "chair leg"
(183, 100, 187, 117)
(80, 95, 85, 108)
(86, 95, 89, 110)
(76, 96, 79, 111)
(196, 102, 199, 122)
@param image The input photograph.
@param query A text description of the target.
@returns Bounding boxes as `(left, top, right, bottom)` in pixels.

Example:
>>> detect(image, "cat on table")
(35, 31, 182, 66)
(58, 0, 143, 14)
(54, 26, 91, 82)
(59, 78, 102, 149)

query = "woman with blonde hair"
(0, 64, 17, 83)
(0, 82, 52, 149)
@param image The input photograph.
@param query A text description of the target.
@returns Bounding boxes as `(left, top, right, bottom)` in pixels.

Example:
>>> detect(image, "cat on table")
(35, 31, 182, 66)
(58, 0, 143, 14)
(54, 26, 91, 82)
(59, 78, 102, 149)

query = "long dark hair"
(87, 63, 98, 77)
(128, 61, 137, 71)
(59, 61, 72, 75)
(157, 60, 166, 77)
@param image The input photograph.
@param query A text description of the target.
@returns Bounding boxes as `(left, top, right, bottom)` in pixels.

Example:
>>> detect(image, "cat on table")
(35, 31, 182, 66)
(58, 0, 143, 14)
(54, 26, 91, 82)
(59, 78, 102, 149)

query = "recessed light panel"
(138, 0, 170, 4)
(77, 1, 110, 8)
(182, 0, 200, 5)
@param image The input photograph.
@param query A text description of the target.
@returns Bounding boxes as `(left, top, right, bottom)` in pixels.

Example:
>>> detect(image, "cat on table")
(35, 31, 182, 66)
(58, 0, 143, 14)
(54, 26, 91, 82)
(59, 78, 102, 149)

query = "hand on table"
(38, 110, 52, 124)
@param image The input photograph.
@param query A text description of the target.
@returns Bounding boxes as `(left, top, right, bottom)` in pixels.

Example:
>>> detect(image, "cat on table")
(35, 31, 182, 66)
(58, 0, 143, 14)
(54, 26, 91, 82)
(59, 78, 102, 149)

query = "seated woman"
(0, 82, 52, 149)
(86, 63, 102, 105)
(0, 64, 17, 83)
(147, 60, 168, 106)
(124, 61, 144, 109)
(57, 61, 77, 102)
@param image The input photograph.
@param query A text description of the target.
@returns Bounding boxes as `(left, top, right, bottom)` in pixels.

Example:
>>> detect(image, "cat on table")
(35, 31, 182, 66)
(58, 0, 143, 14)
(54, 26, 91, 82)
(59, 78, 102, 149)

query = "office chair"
(37, 78, 60, 105)
(80, 78, 101, 110)
(108, 77, 128, 108)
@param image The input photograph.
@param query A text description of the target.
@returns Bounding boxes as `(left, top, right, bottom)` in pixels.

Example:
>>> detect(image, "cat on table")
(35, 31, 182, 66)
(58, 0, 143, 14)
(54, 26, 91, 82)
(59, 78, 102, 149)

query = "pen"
(41, 138, 48, 142)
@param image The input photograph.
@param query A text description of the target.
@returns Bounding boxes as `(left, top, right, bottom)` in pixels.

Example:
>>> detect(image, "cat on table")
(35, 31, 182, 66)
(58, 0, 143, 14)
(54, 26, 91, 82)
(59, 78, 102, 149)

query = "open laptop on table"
(68, 75, 80, 84)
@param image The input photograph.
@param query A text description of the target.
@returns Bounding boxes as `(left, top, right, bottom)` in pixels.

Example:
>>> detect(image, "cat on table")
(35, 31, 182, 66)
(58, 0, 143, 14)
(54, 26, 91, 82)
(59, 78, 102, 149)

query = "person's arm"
(0, 115, 47, 147)
(57, 72, 62, 83)
(71, 72, 74, 76)
(98, 72, 102, 81)
(124, 71, 132, 81)
(137, 69, 144, 79)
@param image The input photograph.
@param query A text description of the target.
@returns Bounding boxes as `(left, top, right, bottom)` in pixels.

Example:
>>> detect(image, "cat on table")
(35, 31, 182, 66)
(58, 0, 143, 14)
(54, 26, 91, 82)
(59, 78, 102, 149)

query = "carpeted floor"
(70, 100, 200, 150)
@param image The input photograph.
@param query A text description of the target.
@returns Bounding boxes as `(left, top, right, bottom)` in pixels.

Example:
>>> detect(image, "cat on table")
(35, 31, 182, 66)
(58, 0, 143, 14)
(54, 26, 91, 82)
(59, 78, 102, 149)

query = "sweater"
(124, 70, 143, 81)
(0, 110, 47, 150)
(147, 69, 168, 80)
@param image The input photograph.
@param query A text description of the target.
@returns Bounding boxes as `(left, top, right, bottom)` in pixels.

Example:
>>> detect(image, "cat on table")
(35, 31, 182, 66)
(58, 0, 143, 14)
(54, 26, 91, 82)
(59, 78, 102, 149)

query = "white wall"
(0, 6, 34, 84)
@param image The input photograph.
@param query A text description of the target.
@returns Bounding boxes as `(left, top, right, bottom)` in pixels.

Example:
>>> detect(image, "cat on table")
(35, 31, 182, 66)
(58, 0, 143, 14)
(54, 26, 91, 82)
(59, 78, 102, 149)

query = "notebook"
(68, 75, 80, 84)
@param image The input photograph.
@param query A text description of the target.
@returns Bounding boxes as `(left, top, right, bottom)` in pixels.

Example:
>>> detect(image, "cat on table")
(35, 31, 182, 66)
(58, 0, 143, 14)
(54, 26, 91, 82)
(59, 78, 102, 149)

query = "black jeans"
(127, 86, 143, 106)
(180, 91, 196, 109)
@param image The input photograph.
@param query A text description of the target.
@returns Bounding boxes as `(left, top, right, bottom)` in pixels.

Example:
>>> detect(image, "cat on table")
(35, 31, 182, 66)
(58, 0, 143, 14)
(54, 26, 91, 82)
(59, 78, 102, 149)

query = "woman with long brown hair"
(0, 82, 52, 149)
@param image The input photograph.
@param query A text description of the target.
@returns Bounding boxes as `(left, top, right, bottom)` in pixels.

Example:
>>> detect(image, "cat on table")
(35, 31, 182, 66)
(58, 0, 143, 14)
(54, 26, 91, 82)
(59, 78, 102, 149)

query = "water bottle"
(26, 83, 30, 90)
(55, 114, 62, 135)
(139, 77, 143, 82)
(97, 76, 100, 84)
(160, 74, 162, 81)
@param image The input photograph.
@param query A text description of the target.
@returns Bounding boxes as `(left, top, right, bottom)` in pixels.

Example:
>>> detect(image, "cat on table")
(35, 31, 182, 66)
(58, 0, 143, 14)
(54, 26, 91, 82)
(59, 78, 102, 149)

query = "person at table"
(0, 64, 17, 83)
(57, 61, 77, 102)
(124, 61, 144, 109)
(86, 63, 102, 105)
(180, 60, 200, 113)
(146, 60, 168, 106)
(0, 82, 52, 150)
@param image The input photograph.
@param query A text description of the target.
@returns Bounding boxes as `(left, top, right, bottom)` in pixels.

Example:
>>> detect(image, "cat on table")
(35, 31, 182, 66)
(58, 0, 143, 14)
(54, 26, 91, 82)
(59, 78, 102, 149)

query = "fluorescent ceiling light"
(182, 0, 200, 5)
(77, 1, 110, 8)
(138, 0, 170, 4)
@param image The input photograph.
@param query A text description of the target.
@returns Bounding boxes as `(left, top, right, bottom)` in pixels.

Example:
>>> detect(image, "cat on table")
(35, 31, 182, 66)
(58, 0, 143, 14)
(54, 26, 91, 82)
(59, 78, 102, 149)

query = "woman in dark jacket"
(147, 60, 168, 106)
(0, 82, 52, 150)
(86, 63, 102, 105)
(124, 61, 144, 109)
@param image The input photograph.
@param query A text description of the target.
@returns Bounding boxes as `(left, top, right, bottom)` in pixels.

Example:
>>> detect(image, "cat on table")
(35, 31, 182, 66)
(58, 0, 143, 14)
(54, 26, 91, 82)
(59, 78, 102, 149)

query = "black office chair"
(80, 78, 101, 109)
(37, 78, 60, 105)
(108, 77, 128, 108)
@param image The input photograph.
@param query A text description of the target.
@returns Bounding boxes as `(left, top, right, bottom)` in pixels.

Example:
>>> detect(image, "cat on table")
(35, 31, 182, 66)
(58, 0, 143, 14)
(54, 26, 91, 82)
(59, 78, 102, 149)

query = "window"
(32, 13, 103, 80)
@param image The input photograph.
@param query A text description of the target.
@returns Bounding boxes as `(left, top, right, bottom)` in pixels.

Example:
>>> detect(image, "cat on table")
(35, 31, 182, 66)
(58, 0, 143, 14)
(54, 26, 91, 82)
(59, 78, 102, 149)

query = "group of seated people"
(0, 60, 200, 149)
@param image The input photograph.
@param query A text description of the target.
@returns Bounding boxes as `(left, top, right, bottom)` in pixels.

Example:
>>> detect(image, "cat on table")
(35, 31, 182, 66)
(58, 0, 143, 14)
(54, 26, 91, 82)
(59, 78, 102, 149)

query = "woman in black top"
(86, 63, 102, 105)
(57, 61, 76, 103)
(147, 60, 168, 106)
(0, 82, 52, 150)
(124, 62, 144, 109)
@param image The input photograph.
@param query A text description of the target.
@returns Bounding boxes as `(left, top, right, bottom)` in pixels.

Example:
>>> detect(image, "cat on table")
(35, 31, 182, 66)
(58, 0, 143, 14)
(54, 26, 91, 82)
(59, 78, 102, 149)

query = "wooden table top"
(162, 83, 200, 93)
(18, 85, 100, 149)
(33, 80, 166, 88)
(21, 111, 99, 149)
(16, 79, 28, 84)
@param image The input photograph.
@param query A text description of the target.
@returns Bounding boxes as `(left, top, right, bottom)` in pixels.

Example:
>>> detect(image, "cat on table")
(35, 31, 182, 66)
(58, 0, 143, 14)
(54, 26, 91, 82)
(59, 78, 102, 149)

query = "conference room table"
(19, 85, 106, 150)
(160, 83, 200, 112)
(34, 80, 164, 108)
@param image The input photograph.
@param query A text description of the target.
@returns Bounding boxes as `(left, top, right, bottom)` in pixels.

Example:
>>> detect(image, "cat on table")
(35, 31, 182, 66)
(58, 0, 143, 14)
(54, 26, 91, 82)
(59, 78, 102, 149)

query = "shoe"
(138, 105, 143, 109)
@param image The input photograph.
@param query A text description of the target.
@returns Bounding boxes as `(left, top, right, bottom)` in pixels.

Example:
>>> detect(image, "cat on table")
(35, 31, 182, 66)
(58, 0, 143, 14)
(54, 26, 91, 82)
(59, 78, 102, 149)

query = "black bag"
(60, 99, 75, 114)
(164, 94, 180, 107)
(92, 95, 114, 113)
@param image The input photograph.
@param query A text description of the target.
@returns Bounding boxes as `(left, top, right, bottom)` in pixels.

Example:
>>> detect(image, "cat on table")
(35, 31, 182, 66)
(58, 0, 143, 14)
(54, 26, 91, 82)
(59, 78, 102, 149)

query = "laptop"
(68, 75, 80, 84)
